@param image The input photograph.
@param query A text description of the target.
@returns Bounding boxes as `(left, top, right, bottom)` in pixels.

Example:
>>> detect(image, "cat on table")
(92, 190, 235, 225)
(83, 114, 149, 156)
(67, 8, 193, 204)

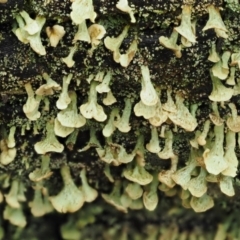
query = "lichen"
(1, 0, 240, 239)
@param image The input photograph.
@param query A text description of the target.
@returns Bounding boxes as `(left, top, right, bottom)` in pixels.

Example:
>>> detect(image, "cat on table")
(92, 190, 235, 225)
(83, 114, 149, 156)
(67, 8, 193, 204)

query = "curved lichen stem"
(170, 154, 178, 172)
(15, 15, 25, 28)
(25, 82, 34, 97)
(89, 81, 98, 103)
(134, 133, 144, 153)
(66, 129, 80, 150)
(190, 103, 198, 118)
(122, 98, 132, 123)
(79, 168, 88, 185)
(197, 120, 210, 146)
(149, 172, 159, 192)
(228, 103, 238, 119)
(46, 120, 55, 138)
(41, 155, 50, 174)
(212, 102, 220, 117)
(60, 165, 72, 186)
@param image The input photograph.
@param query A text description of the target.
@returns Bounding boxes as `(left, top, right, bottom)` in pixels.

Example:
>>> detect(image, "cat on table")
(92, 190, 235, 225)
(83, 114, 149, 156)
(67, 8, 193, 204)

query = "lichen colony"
(1, 0, 240, 239)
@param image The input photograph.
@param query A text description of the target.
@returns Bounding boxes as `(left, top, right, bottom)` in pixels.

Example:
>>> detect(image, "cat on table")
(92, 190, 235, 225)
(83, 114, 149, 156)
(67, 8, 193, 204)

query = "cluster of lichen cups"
(59, 213, 240, 240)
(1, 0, 240, 236)
(1, 65, 239, 228)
